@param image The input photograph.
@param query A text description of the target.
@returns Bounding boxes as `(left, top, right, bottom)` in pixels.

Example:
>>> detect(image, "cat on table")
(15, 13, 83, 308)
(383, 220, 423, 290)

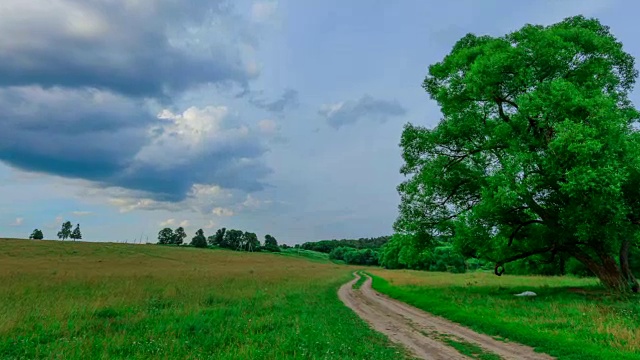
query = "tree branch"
(508, 219, 544, 246)
(494, 246, 555, 276)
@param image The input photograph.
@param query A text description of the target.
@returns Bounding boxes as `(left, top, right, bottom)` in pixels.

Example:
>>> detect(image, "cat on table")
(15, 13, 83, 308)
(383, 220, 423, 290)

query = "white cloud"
(319, 95, 407, 129)
(251, 1, 278, 23)
(71, 211, 92, 216)
(159, 218, 189, 228)
(212, 207, 235, 216)
(130, 105, 261, 176)
(257, 119, 279, 135)
(203, 220, 217, 229)
(242, 194, 272, 210)
(159, 218, 177, 227)
(10, 217, 23, 226)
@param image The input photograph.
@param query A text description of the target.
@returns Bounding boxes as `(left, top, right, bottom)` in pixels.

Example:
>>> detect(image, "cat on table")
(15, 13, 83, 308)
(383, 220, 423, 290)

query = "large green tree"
(396, 16, 640, 292)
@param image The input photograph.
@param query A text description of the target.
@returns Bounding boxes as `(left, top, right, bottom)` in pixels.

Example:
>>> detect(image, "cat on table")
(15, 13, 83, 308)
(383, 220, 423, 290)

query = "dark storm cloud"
(0, 1, 271, 201)
(0, 87, 270, 200)
(0, 0, 256, 98)
(319, 95, 407, 129)
(249, 88, 300, 113)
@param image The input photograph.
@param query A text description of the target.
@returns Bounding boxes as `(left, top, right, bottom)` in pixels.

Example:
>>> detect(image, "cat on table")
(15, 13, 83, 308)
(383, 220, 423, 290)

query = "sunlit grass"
(368, 269, 640, 360)
(0, 239, 407, 359)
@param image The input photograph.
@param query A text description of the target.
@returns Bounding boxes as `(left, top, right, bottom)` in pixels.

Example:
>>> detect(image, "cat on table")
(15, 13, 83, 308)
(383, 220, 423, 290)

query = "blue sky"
(1, 0, 638, 244)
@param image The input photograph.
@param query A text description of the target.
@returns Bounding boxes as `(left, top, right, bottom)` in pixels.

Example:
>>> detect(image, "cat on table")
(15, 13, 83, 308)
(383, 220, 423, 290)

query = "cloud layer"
(0, 0, 258, 97)
(319, 95, 407, 129)
(0, 0, 271, 203)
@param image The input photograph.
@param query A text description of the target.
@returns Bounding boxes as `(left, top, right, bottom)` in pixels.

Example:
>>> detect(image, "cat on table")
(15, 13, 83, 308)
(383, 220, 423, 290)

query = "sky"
(1, 0, 639, 244)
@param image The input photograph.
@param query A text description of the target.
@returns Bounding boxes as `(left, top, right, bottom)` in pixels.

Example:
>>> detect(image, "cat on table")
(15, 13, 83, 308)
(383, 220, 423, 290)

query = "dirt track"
(338, 273, 554, 360)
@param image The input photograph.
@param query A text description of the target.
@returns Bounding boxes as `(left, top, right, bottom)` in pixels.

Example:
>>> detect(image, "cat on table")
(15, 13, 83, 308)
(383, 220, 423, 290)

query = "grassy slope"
(368, 269, 640, 360)
(0, 239, 408, 360)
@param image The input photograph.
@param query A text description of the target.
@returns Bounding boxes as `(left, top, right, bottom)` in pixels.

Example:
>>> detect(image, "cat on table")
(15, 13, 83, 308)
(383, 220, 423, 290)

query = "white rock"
(514, 291, 537, 297)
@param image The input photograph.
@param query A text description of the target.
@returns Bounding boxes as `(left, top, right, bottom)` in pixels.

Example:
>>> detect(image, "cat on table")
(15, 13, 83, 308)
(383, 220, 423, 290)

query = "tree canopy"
(395, 15, 640, 292)
(191, 229, 207, 248)
(70, 224, 82, 241)
(57, 221, 72, 241)
(29, 229, 44, 240)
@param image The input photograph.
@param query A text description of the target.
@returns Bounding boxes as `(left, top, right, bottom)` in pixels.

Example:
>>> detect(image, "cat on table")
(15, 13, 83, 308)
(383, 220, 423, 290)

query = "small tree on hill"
(209, 227, 226, 246)
(70, 224, 82, 241)
(29, 229, 44, 240)
(57, 221, 72, 240)
(222, 229, 243, 249)
(264, 234, 280, 252)
(191, 229, 208, 248)
(157, 228, 174, 245)
(173, 227, 187, 245)
(243, 232, 260, 252)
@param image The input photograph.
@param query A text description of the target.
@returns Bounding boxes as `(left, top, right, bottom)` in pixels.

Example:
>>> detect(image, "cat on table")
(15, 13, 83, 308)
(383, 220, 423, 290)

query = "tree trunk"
(572, 249, 634, 292)
(620, 240, 639, 293)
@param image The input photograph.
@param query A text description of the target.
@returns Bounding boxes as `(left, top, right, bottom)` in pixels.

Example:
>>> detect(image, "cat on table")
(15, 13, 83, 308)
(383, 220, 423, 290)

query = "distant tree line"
(300, 236, 390, 253)
(298, 236, 391, 266)
(28, 221, 82, 241)
(157, 226, 282, 253)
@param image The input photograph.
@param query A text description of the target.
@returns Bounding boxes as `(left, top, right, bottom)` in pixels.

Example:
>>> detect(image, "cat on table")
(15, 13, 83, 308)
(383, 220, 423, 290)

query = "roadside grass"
(0, 238, 409, 359)
(368, 269, 640, 360)
(352, 272, 367, 290)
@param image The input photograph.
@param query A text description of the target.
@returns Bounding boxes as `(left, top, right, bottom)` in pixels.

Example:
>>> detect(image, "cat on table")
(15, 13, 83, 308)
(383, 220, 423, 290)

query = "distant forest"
(299, 236, 391, 266)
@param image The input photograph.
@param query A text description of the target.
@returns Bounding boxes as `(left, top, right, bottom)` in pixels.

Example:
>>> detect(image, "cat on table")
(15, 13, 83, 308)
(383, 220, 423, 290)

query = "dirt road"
(338, 273, 554, 360)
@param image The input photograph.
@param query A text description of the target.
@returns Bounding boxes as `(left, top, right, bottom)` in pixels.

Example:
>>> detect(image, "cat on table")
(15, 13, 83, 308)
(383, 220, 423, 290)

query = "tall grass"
(368, 269, 640, 360)
(0, 239, 407, 359)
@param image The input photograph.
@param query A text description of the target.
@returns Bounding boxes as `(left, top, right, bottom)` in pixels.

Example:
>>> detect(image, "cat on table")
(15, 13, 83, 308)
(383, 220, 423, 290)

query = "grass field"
(367, 269, 640, 360)
(0, 239, 408, 360)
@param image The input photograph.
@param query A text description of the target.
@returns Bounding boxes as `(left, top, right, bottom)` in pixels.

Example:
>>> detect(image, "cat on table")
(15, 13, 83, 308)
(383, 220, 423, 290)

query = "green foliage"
(344, 249, 378, 266)
(263, 234, 280, 252)
(173, 227, 187, 245)
(29, 229, 43, 240)
(380, 234, 467, 273)
(301, 236, 390, 253)
(157, 228, 174, 245)
(70, 224, 82, 241)
(396, 15, 640, 291)
(221, 229, 243, 250)
(329, 247, 378, 266)
(429, 246, 466, 273)
(57, 221, 72, 241)
(208, 227, 226, 247)
(242, 231, 260, 252)
(191, 229, 207, 248)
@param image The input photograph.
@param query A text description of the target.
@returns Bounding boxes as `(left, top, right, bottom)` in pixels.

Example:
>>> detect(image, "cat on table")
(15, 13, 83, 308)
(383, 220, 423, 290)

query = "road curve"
(338, 272, 554, 360)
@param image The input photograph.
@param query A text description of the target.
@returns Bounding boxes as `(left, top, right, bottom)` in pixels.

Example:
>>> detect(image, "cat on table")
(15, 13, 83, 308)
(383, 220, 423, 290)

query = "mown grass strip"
(352, 272, 367, 290)
(441, 338, 502, 360)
